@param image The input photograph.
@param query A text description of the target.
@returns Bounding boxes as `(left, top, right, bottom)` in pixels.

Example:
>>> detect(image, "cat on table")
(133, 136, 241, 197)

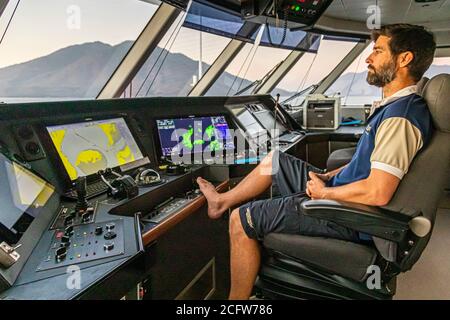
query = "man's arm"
(316, 164, 347, 182)
(307, 169, 400, 206)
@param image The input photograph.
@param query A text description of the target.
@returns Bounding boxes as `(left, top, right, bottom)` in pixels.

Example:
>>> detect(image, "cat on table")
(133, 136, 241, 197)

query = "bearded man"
(197, 24, 436, 300)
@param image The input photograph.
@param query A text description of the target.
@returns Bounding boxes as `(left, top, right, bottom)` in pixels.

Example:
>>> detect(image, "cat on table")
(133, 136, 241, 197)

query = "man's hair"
(371, 24, 436, 81)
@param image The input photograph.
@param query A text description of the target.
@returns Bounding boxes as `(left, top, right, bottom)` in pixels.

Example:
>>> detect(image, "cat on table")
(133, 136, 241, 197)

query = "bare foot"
(197, 177, 227, 219)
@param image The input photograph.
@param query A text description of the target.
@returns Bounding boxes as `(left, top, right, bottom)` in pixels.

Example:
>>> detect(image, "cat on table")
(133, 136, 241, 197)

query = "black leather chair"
(326, 77, 430, 172)
(255, 74, 450, 299)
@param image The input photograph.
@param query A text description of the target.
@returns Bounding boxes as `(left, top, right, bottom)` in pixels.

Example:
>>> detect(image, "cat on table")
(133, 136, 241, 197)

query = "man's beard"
(366, 59, 397, 87)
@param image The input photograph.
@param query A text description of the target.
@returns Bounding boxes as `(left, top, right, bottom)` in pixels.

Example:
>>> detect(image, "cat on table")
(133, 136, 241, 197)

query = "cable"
(235, 43, 260, 94)
(266, 6, 288, 48)
(135, 12, 185, 97)
(0, 0, 20, 47)
(143, 15, 186, 97)
(226, 42, 256, 96)
(343, 50, 364, 106)
(292, 52, 318, 105)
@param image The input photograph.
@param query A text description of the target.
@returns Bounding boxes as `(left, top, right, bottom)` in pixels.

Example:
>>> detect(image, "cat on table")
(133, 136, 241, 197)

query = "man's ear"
(398, 51, 414, 68)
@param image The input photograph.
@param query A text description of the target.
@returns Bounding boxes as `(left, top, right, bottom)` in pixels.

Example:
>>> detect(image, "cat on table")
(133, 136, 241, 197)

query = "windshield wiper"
(281, 81, 322, 105)
(233, 61, 284, 96)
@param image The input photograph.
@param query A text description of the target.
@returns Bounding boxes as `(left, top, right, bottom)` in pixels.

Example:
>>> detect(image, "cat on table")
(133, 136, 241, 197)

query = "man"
(197, 24, 436, 299)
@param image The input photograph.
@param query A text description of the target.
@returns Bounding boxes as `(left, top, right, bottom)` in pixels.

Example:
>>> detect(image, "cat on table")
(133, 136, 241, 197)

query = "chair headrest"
(416, 77, 429, 96)
(422, 74, 450, 133)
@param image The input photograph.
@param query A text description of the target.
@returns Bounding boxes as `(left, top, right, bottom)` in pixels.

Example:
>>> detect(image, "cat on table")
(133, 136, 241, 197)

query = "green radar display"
(156, 116, 235, 157)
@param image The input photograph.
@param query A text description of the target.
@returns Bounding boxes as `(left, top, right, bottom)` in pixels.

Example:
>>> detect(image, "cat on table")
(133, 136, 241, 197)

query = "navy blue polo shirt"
(328, 93, 433, 241)
(329, 93, 433, 188)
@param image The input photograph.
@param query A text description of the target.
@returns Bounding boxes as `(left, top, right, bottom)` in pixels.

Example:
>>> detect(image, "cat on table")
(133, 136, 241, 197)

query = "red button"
(56, 231, 64, 239)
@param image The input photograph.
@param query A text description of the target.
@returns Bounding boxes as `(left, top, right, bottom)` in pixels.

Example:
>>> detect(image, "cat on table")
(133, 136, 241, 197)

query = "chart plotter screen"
(156, 115, 235, 158)
(47, 117, 144, 180)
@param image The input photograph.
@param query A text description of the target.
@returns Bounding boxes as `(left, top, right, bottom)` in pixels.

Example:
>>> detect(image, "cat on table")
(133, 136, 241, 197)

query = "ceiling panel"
(324, 0, 450, 25)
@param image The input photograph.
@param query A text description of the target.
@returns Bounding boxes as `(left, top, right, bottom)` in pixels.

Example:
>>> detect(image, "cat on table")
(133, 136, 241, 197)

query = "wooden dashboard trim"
(142, 180, 229, 246)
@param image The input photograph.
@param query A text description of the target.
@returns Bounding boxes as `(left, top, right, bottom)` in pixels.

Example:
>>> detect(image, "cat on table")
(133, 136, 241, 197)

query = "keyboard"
(278, 132, 302, 143)
(64, 179, 109, 200)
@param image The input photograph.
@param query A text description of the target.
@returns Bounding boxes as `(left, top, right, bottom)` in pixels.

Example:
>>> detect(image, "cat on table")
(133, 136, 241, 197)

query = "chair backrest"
(383, 73, 450, 270)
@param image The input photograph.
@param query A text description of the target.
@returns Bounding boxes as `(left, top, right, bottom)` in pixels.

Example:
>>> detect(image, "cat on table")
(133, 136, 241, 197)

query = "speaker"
(13, 125, 46, 161)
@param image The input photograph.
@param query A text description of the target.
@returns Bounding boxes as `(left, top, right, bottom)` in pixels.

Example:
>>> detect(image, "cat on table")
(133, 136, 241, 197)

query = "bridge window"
(424, 57, 450, 79)
(325, 44, 382, 106)
(0, 0, 158, 103)
(271, 37, 358, 105)
(122, 12, 231, 98)
(205, 43, 291, 96)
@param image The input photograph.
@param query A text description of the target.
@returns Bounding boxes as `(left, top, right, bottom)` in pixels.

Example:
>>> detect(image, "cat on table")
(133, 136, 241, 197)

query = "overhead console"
(241, 0, 334, 29)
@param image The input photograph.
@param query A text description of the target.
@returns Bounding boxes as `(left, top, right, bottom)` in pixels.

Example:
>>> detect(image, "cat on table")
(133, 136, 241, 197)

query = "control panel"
(0, 94, 283, 299)
(37, 219, 124, 272)
(141, 190, 201, 225)
(50, 203, 97, 230)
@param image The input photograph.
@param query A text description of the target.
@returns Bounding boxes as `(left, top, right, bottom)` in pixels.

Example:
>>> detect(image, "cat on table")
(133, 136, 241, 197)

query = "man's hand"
(315, 172, 330, 182)
(306, 171, 327, 199)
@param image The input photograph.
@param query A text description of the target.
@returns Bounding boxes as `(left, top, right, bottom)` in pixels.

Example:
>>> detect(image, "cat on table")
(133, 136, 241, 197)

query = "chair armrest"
(301, 199, 429, 242)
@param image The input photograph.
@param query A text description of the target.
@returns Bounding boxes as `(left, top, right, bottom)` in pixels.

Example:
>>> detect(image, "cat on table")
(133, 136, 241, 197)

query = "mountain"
(0, 41, 292, 99)
(0, 41, 448, 100)
(0, 41, 133, 97)
(328, 64, 450, 98)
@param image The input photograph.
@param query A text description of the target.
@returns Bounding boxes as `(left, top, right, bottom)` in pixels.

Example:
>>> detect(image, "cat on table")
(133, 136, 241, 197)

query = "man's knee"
(260, 150, 275, 175)
(229, 208, 246, 238)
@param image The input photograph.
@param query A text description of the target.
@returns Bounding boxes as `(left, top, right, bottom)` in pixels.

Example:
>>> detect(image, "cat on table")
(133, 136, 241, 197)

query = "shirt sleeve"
(370, 117, 423, 179)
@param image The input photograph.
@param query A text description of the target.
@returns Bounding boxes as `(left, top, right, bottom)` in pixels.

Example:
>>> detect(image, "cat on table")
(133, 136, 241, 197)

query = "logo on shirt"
(365, 124, 372, 135)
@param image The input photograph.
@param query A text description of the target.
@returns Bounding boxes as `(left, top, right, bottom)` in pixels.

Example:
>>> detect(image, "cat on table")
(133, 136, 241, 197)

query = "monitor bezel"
(0, 152, 56, 244)
(42, 114, 146, 190)
(153, 113, 236, 164)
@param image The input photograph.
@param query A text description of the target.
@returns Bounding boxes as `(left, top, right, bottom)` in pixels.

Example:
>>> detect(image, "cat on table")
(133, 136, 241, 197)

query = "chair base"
(254, 252, 395, 300)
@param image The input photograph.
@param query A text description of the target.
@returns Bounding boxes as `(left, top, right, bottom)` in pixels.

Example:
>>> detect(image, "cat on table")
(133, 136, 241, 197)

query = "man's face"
(365, 35, 398, 87)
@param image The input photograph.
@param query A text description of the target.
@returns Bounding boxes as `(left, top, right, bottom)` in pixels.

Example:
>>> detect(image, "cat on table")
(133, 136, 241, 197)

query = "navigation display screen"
(156, 115, 235, 158)
(47, 117, 144, 181)
(0, 153, 55, 244)
(231, 107, 266, 139)
(253, 110, 287, 138)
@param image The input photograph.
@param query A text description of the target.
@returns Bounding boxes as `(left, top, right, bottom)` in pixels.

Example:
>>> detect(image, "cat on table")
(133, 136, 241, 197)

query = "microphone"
(274, 94, 280, 133)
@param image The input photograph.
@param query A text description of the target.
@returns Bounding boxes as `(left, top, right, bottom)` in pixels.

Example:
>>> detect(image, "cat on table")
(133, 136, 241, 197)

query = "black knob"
(104, 231, 117, 240)
(56, 247, 67, 261)
(95, 226, 103, 236)
(66, 210, 76, 219)
(64, 216, 73, 226)
(75, 177, 89, 212)
(25, 142, 40, 155)
(60, 236, 71, 247)
(104, 241, 114, 251)
(64, 225, 74, 236)
(105, 223, 115, 231)
(81, 212, 91, 223)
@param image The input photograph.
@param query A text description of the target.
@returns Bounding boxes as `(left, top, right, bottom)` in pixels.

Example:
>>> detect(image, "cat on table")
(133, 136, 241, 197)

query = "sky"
(0, 0, 156, 68)
(0, 0, 449, 83)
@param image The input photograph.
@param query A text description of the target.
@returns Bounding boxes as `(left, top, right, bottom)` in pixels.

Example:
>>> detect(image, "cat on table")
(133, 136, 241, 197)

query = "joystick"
(75, 176, 89, 212)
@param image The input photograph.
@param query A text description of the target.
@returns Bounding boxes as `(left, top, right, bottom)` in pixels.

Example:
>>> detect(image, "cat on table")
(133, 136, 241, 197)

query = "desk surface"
(307, 125, 365, 135)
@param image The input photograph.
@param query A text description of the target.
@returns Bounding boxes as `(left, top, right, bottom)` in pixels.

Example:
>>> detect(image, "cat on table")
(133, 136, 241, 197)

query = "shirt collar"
(370, 85, 418, 115)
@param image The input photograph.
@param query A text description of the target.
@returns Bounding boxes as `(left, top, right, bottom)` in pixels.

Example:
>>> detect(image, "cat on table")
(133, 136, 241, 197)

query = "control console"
(37, 219, 125, 272)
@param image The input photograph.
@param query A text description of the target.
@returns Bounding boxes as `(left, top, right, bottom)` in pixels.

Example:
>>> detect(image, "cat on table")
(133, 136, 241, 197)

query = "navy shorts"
(238, 150, 360, 243)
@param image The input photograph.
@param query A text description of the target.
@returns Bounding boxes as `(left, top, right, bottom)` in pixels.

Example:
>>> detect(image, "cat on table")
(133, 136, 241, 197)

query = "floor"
(395, 192, 450, 299)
